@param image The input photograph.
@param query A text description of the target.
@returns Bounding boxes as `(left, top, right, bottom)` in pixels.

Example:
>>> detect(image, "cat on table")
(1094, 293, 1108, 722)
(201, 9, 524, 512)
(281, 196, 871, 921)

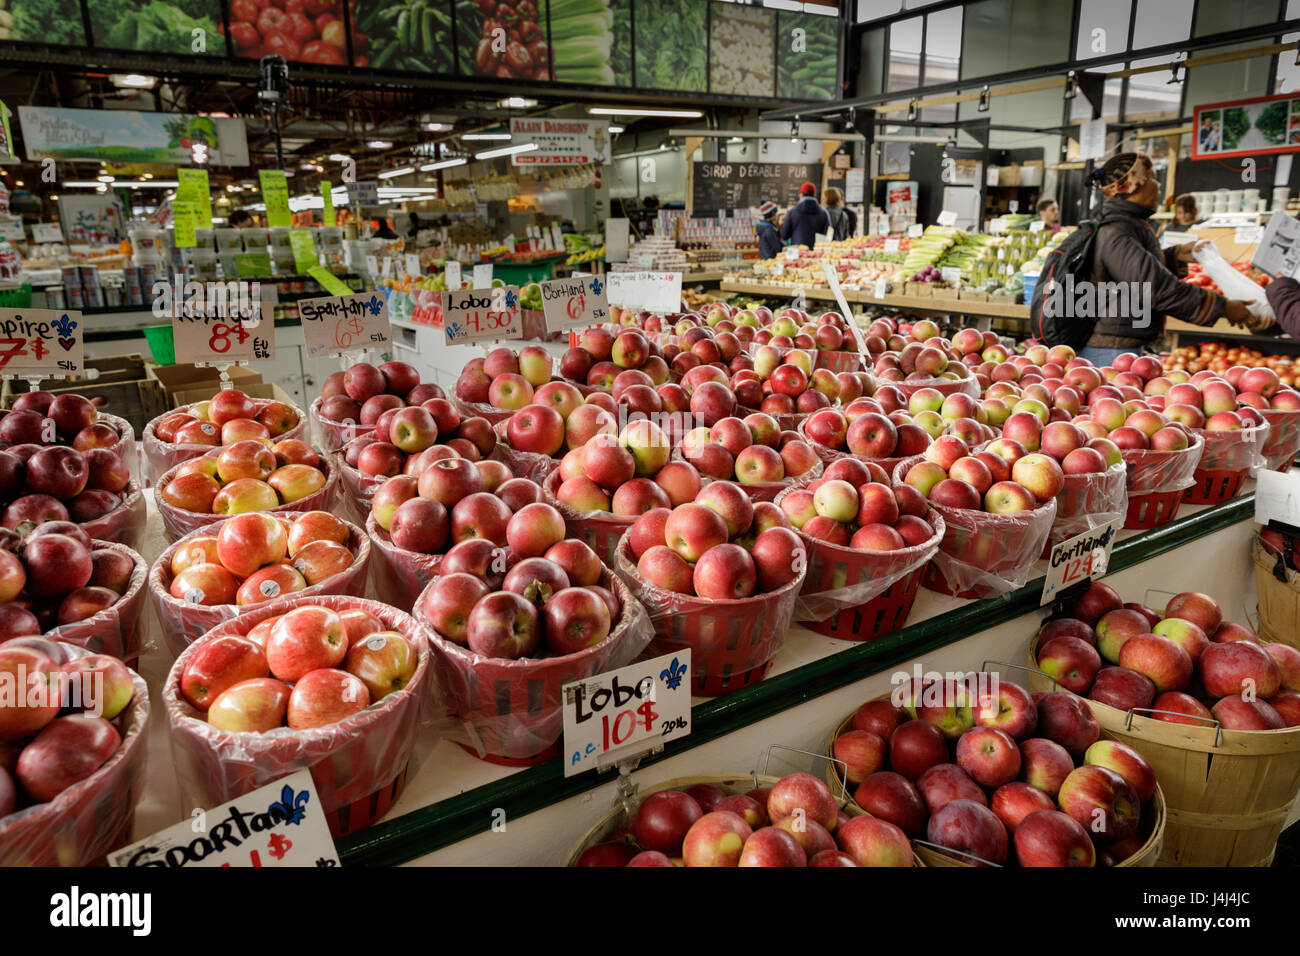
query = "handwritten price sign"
(299, 292, 391, 358)
(443, 286, 522, 345)
(540, 274, 608, 333)
(1040, 519, 1122, 606)
(562, 650, 691, 777)
(0, 308, 85, 379)
(172, 296, 276, 365)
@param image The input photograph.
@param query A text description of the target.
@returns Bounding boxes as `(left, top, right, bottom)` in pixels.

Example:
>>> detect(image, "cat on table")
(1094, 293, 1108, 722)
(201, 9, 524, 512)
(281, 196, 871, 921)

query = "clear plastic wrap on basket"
(451, 395, 512, 426)
(78, 479, 147, 551)
(891, 455, 1055, 599)
(143, 399, 309, 486)
(670, 447, 822, 502)
(1183, 421, 1269, 505)
(154, 449, 340, 543)
(1261, 407, 1300, 472)
(614, 532, 806, 696)
(365, 512, 443, 611)
(1046, 461, 1128, 553)
(163, 594, 431, 839)
(44, 540, 149, 663)
(415, 566, 652, 765)
(332, 451, 385, 526)
(891, 375, 981, 402)
(737, 405, 809, 433)
(149, 514, 372, 659)
(491, 421, 562, 486)
(0, 647, 150, 866)
(542, 468, 636, 567)
(309, 396, 373, 454)
(1121, 433, 1204, 529)
(773, 485, 944, 634)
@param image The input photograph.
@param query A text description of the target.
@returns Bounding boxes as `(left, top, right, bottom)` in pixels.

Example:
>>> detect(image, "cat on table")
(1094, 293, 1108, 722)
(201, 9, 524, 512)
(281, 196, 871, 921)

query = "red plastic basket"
(364, 512, 445, 611)
(0, 648, 149, 866)
(1042, 463, 1128, 557)
(543, 468, 635, 567)
(1124, 489, 1186, 530)
(416, 566, 646, 766)
(1121, 434, 1204, 530)
(614, 534, 805, 696)
(45, 540, 148, 664)
(78, 480, 147, 552)
(333, 452, 385, 526)
(815, 349, 865, 374)
(164, 594, 429, 839)
(1182, 423, 1268, 506)
(1261, 407, 1300, 472)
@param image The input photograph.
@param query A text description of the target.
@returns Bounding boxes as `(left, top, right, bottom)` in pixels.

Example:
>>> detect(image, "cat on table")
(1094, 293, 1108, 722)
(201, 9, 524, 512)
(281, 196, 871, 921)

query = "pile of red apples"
(0, 429, 132, 529)
(838, 677, 1160, 866)
(178, 603, 417, 732)
(317, 360, 447, 432)
(552, 419, 699, 517)
(573, 771, 915, 867)
(778, 458, 936, 552)
(1, 391, 124, 452)
(159, 437, 328, 516)
(677, 414, 819, 486)
(164, 511, 357, 608)
(1035, 582, 1300, 731)
(154, 388, 299, 449)
(899, 434, 1058, 515)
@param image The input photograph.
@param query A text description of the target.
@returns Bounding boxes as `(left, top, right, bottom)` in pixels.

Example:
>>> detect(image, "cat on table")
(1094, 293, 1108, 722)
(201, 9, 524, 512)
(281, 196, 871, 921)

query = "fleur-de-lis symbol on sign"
(660, 657, 688, 690)
(52, 314, 77, 337)
(505, 289, 519, 310)
(590, 277, 604, 296)
(267, 785, 311, 826)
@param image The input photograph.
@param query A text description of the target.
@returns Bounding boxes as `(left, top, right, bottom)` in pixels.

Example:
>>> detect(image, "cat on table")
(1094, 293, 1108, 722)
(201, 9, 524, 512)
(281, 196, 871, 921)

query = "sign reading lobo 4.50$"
(0, 307, 84, 378)
(561, 650, 691, 777)
(443, 286, 522, 345)
(299, 291, 391, 358)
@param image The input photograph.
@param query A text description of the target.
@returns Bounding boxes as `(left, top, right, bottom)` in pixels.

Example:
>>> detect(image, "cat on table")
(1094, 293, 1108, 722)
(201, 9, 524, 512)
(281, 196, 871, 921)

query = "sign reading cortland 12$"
(0, 308, 84, 379)
(109, 770, 339, 868)
(561, 650, 691, 777)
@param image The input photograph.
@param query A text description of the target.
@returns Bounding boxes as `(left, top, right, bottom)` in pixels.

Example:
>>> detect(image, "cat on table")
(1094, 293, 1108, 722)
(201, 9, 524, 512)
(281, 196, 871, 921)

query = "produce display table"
(719, 280, 1032, 324)
(1165, 318, 1300, 355)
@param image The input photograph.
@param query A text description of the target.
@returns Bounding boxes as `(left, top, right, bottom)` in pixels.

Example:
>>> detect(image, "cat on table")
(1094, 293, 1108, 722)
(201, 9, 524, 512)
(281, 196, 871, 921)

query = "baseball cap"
(759, 200, 778, 218)
(800, 182, 817, 196)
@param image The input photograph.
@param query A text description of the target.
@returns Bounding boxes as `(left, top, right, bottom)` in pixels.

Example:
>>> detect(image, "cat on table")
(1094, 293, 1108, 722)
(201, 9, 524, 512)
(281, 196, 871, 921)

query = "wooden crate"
(1, 354, 166, 436)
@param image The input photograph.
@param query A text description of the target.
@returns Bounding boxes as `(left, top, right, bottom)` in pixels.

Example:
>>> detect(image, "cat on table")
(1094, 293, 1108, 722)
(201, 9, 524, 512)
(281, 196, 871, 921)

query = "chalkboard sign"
(692, 162, 824, 216)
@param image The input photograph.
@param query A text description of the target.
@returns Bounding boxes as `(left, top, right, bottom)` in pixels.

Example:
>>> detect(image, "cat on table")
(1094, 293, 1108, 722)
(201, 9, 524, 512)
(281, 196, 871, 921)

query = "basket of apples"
(798, 401, 933, 474)
(312, 360, 443, 454)
(0, 524, 147, 663)
(363, 455, 525, 609)
(491, 381, 620, 486)
(1030, 583, 1300, 866)
(0, 643, 149, 866)
(615, 481, 808, 696)
(414, 533, 652, 766)
(0, 438, 146, 550)
(1256, 527, 1300, 647)
(893, 437, 1057, 600)
(150, 511, 371, 658)
(155, 440, 338, 542)
(675, 414, 822, 503)
(456, 346, 600, 427)
(568, 771, 916, 867)
(556, 327, 670, 396)
(872, 321, 982, 402)
(544, 420, 702, 567)
(2, 390, 136, 477)
(993, 418, 1128, 556)
(145, 387, 306, 485)
(774, 459, 944, 642)
(827, 675, 1165, 867)
(336, 394, 496, 522)
(737, 348, 855, 431)
(164, 594, 430, 839)
(1244, 366, 1300, 470)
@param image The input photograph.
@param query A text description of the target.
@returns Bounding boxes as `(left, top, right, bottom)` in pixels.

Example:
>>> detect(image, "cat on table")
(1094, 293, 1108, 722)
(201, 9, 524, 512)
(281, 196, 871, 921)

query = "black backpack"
(1030, 216, 1120, 349)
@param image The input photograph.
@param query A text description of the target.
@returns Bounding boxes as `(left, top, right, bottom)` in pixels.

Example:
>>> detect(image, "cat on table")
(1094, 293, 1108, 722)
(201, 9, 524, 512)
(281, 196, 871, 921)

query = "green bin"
(143, 324, 176, 365)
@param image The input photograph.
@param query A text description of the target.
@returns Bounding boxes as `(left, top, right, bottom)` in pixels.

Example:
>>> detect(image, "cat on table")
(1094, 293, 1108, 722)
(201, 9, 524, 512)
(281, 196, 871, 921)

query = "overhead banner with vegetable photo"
(88, 0, 222, 56)
(776, 9, 838, 101)
(457, 0, 549, 81)
(709, 1, 773, 97)
(1192, 92, 1300, 160)
(18, 106, 219, 164)
(1, 0, 85, 46)
(635, 0, 704, 91)
(357, 0, 452, 71)
(228, 0, 351, 65)
(551, 0, 629, 86)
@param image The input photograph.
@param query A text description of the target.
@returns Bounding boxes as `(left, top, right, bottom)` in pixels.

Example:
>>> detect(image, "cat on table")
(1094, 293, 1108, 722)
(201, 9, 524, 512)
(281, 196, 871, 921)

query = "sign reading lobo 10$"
(561, 650, 691, 777)
(0, 307, 85, 378)
(298, 292, 391, 358)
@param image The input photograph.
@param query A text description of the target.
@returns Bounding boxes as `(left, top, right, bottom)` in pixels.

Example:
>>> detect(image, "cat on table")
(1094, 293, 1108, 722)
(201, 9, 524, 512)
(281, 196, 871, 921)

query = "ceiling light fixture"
(497, 97, 537, 108)
(109, 73, 156, 89)
(419, 158, 469, 171)
(422, 121, 453, 132)
(474, 143, 537, 160)
(461, 132, 512, 141)
(377, 166, 414, 179)
(367, 139, 393, 150)
(328, 153, 351, 162)
(588, 107, 702, 118)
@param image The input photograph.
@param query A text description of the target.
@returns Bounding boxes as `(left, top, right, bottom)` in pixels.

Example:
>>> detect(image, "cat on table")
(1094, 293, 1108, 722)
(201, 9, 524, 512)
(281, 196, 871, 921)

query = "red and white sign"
(1192, 92, 1300, 160)
(510, 117, 611, 167)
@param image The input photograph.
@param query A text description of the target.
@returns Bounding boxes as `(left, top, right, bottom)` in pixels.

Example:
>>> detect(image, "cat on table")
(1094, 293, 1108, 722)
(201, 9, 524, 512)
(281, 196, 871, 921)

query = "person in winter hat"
(756, 200, 782, 259)
(781, 182, 832, 249)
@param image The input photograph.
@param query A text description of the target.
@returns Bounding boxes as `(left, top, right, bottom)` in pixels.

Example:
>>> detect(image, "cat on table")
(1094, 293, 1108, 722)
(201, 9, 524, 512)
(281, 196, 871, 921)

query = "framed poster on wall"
(1192, 92, 1300, 160)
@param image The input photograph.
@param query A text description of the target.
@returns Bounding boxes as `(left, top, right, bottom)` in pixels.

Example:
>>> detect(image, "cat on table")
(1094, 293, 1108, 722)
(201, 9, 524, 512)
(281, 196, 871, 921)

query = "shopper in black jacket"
(781, 182, 832, 249)
(1263, 276, 1300, 337)
(1079, 152, 1254, 366)
(756, 200, 782, 259)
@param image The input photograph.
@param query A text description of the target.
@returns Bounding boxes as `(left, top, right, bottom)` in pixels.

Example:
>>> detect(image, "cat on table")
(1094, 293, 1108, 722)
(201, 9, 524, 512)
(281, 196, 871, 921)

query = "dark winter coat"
(1264, 276, 1300, 340)
(1085, 198, 1225, 349)
(780, 196, 832, 249)
(756, 219, 782, 260)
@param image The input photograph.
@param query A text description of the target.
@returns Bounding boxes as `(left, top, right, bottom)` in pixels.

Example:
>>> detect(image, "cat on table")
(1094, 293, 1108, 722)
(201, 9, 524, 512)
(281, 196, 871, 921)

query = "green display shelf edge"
(336, 493, 1255, 866)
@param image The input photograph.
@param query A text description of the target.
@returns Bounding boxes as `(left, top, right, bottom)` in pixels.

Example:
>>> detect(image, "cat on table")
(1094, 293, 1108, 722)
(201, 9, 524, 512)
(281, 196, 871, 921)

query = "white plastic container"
(129, 228, 167, 265)
(269, 227, 293, 250)
(240, 227, 269, 251)
(215, 228, 242, 252)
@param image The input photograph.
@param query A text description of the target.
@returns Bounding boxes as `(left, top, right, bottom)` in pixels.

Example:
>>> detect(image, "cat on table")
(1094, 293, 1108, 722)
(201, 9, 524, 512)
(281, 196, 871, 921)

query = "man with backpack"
(1030, 152, 1255, 366)
(781, 182, 833, 249)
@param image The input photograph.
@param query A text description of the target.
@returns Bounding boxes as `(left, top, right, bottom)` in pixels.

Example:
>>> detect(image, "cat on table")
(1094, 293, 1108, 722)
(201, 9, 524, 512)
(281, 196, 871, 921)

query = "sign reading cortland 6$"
(509, 117, 610, 166)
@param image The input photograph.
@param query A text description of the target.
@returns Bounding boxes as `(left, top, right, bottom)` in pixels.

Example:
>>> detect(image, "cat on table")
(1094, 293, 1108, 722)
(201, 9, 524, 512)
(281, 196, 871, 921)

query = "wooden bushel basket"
(1254, 538, 1300, 649)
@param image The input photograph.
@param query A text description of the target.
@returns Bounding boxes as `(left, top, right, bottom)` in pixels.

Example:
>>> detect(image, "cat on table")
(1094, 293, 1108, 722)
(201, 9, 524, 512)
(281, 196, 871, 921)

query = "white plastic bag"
(1191, 242, 1274, 318)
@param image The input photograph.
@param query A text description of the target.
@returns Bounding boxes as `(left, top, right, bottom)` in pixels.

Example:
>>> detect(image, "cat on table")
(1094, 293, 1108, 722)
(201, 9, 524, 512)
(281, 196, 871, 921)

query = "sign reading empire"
(510, 118, 611, 167)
